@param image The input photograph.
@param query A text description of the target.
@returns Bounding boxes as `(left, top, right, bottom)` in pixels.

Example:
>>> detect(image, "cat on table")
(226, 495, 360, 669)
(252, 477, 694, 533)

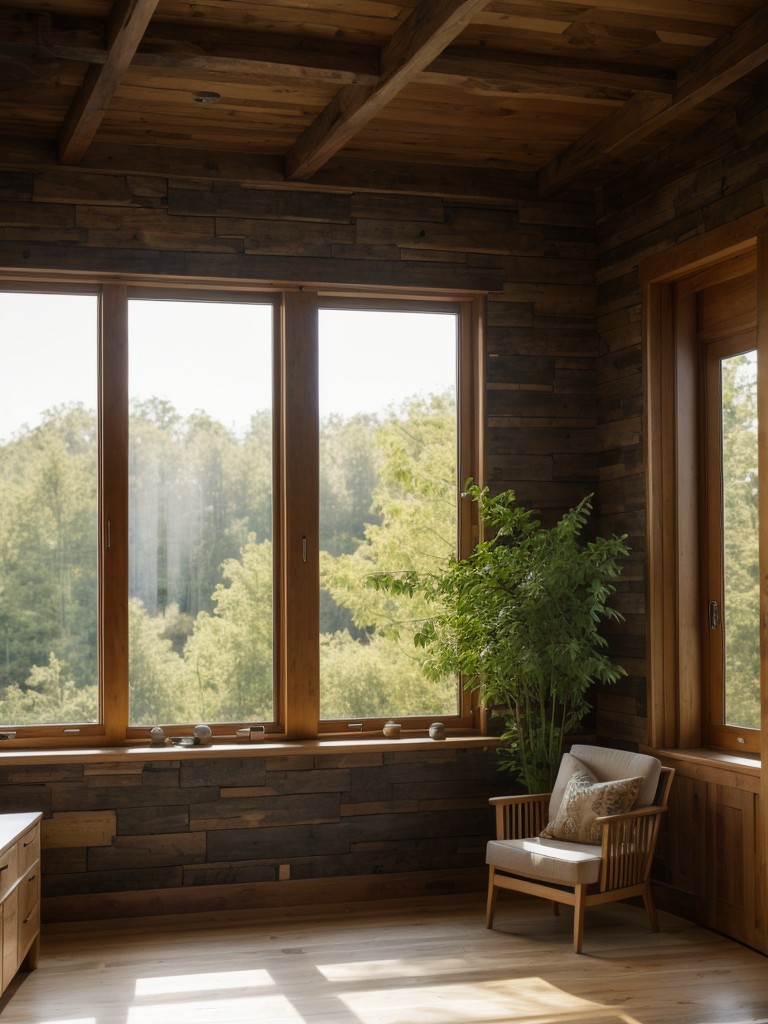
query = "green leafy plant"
(368, 484, 630, 793)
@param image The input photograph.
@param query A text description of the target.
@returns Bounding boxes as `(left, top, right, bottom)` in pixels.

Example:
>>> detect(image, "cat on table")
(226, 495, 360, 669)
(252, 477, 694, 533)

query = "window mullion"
(280, 290, 320, 738)
(100, 284, 130, 743)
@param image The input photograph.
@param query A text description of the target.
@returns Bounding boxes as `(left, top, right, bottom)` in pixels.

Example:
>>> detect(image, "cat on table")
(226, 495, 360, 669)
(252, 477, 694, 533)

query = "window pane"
(318, 308, 458, 720)
(0, 292, 98, 726)
(721, 351, 759, 730)
(128, 299, 273, 727)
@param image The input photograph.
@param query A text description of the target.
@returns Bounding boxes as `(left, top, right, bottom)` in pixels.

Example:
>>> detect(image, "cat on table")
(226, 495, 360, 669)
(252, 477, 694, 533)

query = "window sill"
(0, 733, 500, 766)
(645, 745, 761, 778)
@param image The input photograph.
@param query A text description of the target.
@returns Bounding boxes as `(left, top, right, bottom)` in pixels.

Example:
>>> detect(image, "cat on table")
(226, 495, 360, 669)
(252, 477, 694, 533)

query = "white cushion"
(486, 837, 602, 886)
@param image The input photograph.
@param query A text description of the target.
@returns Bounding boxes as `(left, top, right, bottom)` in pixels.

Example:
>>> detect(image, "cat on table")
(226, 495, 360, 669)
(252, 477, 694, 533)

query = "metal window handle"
(709, 600, 719, 629)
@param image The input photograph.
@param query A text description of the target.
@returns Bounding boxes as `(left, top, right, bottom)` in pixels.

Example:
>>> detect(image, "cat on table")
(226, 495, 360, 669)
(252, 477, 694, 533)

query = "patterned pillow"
(540, 769, 643, 844)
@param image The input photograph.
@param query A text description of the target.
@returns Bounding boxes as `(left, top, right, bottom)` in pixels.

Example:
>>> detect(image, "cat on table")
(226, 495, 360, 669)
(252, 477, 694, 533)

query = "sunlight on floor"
(135, 968, 273, 996)
(33, 1019, 96, 1024)
(318, 956, 474, 981)
(335, 976, 644, 1024)
(126, 995, 303, 1023)
(32, 963, 647, 1024)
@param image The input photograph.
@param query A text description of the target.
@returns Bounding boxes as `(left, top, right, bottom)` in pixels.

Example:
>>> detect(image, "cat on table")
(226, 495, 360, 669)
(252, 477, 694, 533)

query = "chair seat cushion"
(486, 837, 602, 886)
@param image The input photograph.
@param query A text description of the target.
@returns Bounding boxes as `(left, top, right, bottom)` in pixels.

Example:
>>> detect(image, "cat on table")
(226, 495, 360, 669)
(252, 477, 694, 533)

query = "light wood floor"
(2, 893, 767, 1024)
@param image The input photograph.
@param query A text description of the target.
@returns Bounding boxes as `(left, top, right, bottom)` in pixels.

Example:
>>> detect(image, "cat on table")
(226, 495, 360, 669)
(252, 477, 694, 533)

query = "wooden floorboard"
(2, 893, 767, 1023)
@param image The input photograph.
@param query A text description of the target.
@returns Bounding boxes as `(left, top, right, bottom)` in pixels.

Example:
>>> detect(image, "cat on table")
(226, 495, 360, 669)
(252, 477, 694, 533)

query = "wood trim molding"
(41, 867, 487, 924)
(639, 211, 763, 286)
(757, 232, 768, 951)
(0, 735, 500, 767)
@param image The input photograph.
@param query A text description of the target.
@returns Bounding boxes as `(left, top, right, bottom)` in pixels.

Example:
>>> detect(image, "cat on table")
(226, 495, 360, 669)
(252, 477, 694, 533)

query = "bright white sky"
(0, 293, 456, 442)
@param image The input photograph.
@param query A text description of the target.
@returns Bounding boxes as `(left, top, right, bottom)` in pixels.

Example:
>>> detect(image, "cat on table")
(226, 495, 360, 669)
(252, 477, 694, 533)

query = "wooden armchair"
(485, 744, 674, 953)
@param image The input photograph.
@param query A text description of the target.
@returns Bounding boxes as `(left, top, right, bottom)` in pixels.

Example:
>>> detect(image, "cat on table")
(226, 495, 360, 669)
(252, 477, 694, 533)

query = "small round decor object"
(429, 721, 446, 740)
(192, 723, 213, 746)
(382, 720, 401, 738)
(149, 726, 165, 747)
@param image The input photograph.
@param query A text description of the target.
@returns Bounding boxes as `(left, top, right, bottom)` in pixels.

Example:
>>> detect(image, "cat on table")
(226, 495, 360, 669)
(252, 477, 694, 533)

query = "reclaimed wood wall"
(593, 87, 768, 748)
(0, 165, 605, 912)
(0, 746, 504, 921)
(0, 167, 599, 516)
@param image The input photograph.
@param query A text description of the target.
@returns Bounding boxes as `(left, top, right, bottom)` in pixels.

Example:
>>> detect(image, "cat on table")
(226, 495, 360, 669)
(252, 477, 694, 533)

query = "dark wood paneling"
(0, 748, 505, 919)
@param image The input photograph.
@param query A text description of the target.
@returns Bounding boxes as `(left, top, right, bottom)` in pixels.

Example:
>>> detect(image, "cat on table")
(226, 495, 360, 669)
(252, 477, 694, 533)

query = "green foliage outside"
(320, 393, 458, 718)
(0, 393, 457, 727)
(370, 487, 630, 792)
(720, 352, 760, 730)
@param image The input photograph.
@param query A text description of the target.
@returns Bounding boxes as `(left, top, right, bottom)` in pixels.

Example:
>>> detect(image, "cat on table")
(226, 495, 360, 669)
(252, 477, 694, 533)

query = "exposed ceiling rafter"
(58, 0, 160, 164)
(284, 0, 495, 182)
(0, 0, 766, 199)
(0, 29, 677, 100)
(538, 2, 768, 196)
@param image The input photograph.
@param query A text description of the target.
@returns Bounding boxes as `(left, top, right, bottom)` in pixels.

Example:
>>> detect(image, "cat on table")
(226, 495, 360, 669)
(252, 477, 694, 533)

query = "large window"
(645, 247, 762, 755)
(0, 284, 481, 745)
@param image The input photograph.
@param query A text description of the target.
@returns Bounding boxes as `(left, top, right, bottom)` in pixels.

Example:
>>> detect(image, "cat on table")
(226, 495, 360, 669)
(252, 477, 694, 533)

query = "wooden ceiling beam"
(58, 0, 160, 164)
(538, 3, 768, 196)
(0, 15, 675, 99)
(424, 51, 674, 102)
(284, 0, 495, 182)
(0, 134, 535, 203)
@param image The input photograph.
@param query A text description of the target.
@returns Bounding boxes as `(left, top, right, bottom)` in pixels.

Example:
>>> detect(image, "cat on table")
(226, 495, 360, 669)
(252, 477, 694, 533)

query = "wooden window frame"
(0, 277, 485, 748)
(644, 227, 767, 757)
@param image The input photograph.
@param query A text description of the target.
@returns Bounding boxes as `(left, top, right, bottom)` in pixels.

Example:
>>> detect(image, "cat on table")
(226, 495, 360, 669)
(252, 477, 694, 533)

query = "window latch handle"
(708, 600, 719, 629)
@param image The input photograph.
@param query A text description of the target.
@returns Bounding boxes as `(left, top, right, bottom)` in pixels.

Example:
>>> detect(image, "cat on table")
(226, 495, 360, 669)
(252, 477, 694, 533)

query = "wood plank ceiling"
(1, 0, 768, 200)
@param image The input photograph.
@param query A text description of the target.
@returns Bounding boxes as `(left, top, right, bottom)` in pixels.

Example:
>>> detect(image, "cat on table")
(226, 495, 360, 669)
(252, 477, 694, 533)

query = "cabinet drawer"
(19, 863, 39, 923)
(0, 844, 18, 902)
(19, 825, 39, 874)
(18, 898, 38, 962)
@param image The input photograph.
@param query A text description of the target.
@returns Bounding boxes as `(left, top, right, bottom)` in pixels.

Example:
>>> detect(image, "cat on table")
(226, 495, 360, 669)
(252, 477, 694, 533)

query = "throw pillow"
(540, 769, 643, 844)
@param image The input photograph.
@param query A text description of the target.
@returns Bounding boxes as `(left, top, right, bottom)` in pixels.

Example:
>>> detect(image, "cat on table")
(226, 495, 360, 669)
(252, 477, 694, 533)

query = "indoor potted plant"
(369, 484, 630, 792)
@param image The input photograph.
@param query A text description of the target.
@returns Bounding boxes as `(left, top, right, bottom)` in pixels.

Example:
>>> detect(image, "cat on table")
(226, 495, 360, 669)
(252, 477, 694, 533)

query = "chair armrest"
(489, 792, 551, 806)
(593, 804, 667, 827)
(596, 804, 668, 891)
(489, 792, 551, 840)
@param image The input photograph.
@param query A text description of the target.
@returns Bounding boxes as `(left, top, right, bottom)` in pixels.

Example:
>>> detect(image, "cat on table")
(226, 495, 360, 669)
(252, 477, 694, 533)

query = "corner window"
(646, 248, 761, 754)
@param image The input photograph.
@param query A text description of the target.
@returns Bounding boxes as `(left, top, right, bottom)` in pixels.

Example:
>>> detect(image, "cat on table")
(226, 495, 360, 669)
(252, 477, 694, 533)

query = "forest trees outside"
(720, 351, 760, 730)
(0, 294, 462, 729)
(0, 378, 458, 727)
